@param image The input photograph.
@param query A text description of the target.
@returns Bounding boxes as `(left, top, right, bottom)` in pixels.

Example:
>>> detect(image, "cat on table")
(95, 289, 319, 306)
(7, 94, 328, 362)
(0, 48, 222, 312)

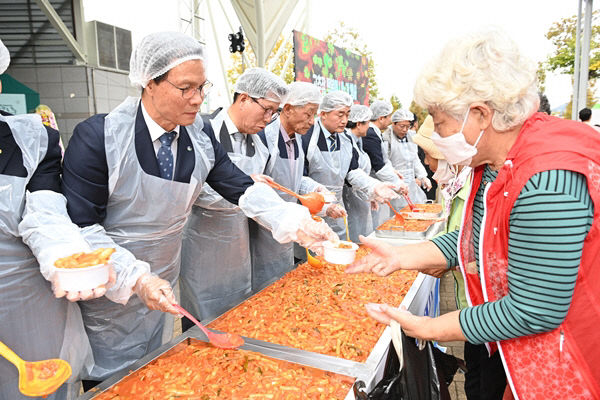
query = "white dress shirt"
(141, 102, 180, 166)
(224, 109, 246, 154)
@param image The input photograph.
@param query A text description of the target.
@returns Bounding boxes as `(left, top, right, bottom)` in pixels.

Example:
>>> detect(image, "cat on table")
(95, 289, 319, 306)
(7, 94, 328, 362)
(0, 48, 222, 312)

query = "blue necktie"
(328, 135, 337, 152)
(157, 131, 176, 180)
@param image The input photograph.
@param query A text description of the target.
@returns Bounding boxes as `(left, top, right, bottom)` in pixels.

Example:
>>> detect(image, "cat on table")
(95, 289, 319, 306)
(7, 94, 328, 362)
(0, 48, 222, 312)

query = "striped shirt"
(431, 166, 594, 344)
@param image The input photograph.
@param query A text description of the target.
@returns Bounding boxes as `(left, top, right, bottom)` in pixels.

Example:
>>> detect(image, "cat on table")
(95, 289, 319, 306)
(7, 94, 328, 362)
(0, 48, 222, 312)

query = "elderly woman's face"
(424, 152, 438, 172)
(146, 59, 207, 128)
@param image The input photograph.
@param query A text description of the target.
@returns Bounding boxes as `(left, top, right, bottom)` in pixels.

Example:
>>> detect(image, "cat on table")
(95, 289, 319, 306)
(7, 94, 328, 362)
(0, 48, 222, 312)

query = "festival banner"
(293, 30, 369, 105)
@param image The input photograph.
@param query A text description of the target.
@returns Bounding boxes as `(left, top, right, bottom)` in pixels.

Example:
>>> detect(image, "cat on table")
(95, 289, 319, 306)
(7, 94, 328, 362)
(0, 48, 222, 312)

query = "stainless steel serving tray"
(78, 331, 371, 400)
(78, 269, 431, 399)
(374, 219, 444, 239)
(399, 203, 444, 220)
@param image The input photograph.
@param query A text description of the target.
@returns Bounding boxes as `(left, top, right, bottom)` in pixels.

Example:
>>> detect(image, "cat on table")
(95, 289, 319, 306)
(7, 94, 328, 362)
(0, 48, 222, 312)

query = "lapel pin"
(187, 146, 192, 151)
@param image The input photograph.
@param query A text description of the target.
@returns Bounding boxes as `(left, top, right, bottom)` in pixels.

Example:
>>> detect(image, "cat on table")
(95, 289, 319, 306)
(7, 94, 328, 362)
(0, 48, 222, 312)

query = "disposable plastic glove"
(421, 177, 432, 191)
(52, 265, 117, 302)
(134, 273, 180, 315)
(372, 182, 400, 203)
(250, 173, 275, 185)
(295, 217, 338, 255)
(325, 203, 347, 219)
(394, 180, 409, 196)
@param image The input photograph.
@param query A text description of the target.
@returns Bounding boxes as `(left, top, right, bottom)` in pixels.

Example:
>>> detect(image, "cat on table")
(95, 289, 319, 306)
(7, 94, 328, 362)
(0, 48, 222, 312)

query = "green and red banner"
(293, 30, 369, 105)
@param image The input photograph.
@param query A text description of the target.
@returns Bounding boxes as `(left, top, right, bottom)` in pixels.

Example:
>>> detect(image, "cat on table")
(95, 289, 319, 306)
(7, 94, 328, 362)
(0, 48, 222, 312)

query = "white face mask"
(432, 159, 457, 185)
(430, 109, 484, 166)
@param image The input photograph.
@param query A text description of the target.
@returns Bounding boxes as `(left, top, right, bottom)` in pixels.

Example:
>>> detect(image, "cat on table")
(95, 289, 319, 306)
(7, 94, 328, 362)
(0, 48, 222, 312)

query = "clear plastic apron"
(78, 97, 211, 381)
(369, 123, 392, 229)
(388, 134, 427, 210)
(180, 109, 270, 321)
(249, 120, 304, 292)
(305, 120, 352, 238)
(0, 114, 90, 400)
(343, 133, 373, 242)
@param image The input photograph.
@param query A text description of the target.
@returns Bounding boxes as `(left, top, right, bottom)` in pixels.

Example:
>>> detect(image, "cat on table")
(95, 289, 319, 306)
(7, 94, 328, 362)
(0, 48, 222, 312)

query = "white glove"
(134, 273, 180, 315)
(295, 217, 338, 256)
(372, 182, 400, 203)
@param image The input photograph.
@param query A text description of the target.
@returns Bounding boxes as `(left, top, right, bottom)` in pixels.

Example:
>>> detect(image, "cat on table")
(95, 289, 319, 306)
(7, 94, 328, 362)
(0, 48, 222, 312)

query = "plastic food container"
(55, 263, 110, 292)
(321, 191, 337, 203)
(323, 240, 359, 265)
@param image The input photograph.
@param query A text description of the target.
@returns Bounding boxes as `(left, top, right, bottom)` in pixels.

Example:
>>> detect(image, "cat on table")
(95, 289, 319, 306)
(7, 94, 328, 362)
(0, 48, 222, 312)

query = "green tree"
(543, 10, 600, 114)
(409, 101, 428, 127)
(390, 94, 402, 112)
(324, 22, 379, 102)
(227, 35, 295, 89)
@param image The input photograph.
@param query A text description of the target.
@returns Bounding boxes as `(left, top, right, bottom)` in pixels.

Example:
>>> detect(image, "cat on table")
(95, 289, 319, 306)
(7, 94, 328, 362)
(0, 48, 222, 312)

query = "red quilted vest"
(458, 112, 600, 399)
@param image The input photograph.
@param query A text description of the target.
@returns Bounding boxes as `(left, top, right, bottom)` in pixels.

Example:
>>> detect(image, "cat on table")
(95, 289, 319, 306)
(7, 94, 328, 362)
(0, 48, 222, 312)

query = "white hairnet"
(392, 109, 414, 122)
(234, 67, 288, 103)
(129, 31, 205, 89)
(283, 81, 322, 106)
(349, 104, 372, 122)
(370, 100, 393, 119)
(0, 39, 10, 75)
(319, 90, 353, 113)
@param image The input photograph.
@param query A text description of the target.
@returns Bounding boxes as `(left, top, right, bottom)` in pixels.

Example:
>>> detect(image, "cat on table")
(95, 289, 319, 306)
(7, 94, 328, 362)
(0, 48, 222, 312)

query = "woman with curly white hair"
(347, 29, 600, 400)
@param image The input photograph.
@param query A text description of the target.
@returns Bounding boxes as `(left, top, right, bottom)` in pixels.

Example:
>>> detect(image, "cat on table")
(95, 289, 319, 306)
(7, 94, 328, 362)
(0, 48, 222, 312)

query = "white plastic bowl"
(323, 240, 359, 265)
(321, 191, 337, 203)
(55, 263, 110, 292)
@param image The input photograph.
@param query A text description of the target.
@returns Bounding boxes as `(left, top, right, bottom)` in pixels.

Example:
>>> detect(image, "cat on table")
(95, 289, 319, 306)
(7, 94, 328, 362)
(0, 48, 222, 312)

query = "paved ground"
(438, 272, 467, 400)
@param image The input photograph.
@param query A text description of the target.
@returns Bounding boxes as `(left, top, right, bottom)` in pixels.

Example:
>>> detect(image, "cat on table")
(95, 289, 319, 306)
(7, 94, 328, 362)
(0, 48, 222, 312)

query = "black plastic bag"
(353, 332, 453, 400)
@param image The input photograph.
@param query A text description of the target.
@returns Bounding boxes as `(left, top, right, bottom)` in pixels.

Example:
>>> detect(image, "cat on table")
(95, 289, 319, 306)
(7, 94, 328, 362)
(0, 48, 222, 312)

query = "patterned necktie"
(328, 135, 337, 152)
(157, 131, 176, 180)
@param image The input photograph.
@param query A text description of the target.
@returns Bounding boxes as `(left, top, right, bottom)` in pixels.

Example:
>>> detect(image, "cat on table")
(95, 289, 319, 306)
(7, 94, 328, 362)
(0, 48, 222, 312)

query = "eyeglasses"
(396, 123, 412, 130)
(166, 79, 213, 99)
(250, 97, 280, 120)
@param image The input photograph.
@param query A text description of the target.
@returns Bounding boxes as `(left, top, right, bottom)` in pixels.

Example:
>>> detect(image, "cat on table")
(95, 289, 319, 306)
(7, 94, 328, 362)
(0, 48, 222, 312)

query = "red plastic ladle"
(386, 200, 405, 223)
(265, 180, 325, 214)
(172, 304, 244, 349)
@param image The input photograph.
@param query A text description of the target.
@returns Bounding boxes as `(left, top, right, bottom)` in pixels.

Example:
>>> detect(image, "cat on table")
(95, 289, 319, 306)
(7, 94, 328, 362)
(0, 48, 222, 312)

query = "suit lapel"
(219, 122, 233, 153)
(0, 123, 18, 175)
(134, 105, 161, 177)
(174, 126, 194, 183)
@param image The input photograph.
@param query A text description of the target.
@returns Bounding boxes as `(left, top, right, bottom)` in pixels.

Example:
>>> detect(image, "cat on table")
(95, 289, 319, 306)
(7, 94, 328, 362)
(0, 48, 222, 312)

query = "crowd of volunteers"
(1, 24, 598, 400)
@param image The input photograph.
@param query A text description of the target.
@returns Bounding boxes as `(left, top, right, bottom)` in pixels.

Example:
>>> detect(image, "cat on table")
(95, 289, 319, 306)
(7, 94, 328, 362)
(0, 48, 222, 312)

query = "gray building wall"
(6, 64, 138, 145)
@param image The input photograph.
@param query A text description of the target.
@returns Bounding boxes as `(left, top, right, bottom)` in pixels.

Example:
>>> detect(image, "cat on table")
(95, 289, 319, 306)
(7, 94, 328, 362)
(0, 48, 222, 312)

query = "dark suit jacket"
(300, 122, 359, 177)
(362, 126, 386, 173)
(0, 110, 62, 192)
(62, 104, 254, 227)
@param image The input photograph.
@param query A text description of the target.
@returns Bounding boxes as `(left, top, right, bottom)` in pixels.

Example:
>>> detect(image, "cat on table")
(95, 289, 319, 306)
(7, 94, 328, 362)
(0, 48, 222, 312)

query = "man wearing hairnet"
(384, 109, 429, 208)
(343, 104, 375, 241)
(61, 33, 337, 389)
(0, 38, 104, 399)
(363, 100, 407, 228)
(179, 68, 328, 326)
(250, 81, 346, 292)
(301, 91, 402, 238)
